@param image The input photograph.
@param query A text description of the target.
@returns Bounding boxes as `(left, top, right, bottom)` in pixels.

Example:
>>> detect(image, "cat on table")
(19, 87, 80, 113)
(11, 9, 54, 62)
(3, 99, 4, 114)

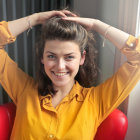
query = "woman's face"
(41, 40, 85, 88)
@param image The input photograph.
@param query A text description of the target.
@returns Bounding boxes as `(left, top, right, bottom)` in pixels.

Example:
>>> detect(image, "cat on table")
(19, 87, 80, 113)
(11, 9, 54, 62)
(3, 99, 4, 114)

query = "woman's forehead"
(44, 40, 80, 53)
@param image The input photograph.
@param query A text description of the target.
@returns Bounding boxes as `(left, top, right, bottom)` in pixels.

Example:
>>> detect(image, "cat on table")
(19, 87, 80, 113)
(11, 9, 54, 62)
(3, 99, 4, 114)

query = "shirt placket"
(41, 97, 58, 139)
(46, 113, 59, 140)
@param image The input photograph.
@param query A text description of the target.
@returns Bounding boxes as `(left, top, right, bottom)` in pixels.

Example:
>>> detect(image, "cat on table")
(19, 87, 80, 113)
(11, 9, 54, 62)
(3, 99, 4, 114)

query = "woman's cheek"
(67, 60, 80, 69)
(44, 60, 55, 69)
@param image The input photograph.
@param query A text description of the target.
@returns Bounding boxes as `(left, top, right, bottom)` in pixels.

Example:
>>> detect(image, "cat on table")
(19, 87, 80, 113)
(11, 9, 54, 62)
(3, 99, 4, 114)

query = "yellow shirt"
(0, 21, 140, 140)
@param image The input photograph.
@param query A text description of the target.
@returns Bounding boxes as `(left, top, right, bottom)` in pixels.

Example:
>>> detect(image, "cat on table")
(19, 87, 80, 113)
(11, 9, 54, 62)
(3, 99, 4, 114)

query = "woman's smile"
(52, 71, 69, 79)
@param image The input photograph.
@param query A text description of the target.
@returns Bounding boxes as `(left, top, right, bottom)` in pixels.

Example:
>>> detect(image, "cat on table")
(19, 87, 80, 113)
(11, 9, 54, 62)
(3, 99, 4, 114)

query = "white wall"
(126, 81, 140, 140)
(125, 1, 140, 139)
(74, 0, 97, 18)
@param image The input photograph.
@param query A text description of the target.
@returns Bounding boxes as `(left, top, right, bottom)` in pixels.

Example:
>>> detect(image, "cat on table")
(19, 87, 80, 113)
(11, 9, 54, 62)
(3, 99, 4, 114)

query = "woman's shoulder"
(75, 81, 95, 97)
(0, 21, 16, 46)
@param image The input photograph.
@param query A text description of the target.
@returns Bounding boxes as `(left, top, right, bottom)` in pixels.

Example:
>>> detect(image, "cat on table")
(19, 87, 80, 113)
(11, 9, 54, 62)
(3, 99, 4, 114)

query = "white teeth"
(54, 72, 67, 76)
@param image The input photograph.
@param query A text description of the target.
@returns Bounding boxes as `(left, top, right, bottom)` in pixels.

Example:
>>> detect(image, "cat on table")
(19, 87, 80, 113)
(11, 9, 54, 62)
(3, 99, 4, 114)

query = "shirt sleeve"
(0, 21, 34, 105)
(0, 21, 16, 46)
(89, 35, 140, 125)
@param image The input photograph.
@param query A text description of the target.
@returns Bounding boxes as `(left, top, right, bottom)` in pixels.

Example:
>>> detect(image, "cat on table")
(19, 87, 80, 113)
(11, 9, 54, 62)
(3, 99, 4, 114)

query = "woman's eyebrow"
(45, 51, 56, 55)
(64, 53, 75, 56)
(45, 51, 75, 55)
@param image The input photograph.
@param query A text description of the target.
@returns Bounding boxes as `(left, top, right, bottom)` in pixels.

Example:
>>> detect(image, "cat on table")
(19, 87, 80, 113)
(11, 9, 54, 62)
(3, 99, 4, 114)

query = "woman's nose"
(57, 59, 66, 70)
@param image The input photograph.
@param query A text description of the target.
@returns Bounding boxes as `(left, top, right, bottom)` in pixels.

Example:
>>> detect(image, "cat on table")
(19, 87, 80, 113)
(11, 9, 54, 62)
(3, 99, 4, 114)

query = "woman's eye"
(47, 55, 56, 59)
(65, 56, 74, 60)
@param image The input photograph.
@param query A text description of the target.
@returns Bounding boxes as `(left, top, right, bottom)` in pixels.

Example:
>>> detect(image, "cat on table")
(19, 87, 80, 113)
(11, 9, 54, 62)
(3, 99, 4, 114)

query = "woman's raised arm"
(62, 17, 130, 50)
(8, 10, 76, 37)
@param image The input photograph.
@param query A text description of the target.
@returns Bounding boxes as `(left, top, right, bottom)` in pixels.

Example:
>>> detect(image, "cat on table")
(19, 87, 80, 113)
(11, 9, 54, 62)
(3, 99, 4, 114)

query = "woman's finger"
(62, 17, 82, 23)
(50, 11, 67, 18)
(61, 10, 77, 17)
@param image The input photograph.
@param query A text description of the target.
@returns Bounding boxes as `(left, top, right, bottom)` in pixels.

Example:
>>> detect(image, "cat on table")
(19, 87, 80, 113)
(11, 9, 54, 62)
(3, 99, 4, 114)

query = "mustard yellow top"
(0, 21, 140, 140)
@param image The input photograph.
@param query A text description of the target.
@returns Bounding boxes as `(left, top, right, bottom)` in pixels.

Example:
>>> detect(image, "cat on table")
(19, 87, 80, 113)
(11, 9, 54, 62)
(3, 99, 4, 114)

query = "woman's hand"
(62, 16, 96, 30)
(33, 10, 77, 26)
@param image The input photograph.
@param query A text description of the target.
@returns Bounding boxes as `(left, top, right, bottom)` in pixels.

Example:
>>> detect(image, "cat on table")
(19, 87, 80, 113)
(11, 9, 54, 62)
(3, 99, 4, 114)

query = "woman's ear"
(41, 58, 44, 64)
(80, 51, 86, 65)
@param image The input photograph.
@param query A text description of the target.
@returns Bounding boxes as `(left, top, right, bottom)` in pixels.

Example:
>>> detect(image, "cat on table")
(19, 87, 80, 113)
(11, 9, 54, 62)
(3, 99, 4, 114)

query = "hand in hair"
(62, 16, 95, 30)
(62, 16, 129, 50)
(35, 10, 77, 25)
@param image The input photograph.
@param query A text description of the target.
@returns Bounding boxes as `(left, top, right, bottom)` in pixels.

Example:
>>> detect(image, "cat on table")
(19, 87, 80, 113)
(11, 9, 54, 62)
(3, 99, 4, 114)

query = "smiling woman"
(0, 9, 140, 140)
(36, 16, 97, 96)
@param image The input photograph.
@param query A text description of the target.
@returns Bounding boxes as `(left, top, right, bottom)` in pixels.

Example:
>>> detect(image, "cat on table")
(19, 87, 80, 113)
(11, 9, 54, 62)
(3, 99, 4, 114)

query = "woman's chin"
(52, 81, 69, 88)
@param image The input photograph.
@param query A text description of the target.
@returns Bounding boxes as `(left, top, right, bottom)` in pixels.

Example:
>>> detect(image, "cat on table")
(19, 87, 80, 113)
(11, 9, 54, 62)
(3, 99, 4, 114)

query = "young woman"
(0, 10, 140, 140)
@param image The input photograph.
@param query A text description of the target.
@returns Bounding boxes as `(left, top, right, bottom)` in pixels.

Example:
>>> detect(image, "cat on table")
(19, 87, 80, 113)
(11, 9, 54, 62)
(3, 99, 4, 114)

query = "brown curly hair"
(35, 16, 98, 96)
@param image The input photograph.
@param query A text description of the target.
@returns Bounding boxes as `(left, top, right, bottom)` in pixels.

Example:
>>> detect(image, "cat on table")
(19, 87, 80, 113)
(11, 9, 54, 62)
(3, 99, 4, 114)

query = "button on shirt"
(1, 21, 140, 140)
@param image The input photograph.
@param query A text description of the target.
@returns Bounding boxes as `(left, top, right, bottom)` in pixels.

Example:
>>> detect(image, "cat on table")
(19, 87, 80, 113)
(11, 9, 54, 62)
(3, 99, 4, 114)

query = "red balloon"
(94, 109, 128, 140)
(0, 103, 16, 140)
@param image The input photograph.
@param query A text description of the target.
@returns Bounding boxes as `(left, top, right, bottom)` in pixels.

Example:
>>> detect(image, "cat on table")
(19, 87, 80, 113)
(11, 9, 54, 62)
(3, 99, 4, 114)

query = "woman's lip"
(52, 71, 69, 73)
(52, 71, 69, 76)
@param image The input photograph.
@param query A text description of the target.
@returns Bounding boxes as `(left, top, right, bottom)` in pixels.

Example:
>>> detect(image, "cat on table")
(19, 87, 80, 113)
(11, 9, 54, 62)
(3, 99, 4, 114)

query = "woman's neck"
(53, 80, 75, 98)
(51, 80, 75, 108)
